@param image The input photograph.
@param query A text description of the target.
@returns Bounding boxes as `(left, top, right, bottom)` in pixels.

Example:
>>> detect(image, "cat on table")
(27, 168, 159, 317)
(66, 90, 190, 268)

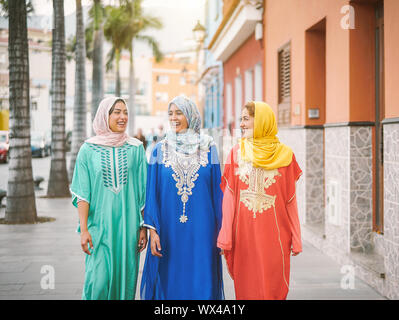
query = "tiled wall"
(324, 126, 350, 254)
(279, 125, 399, 299)
(349, 126, 374, 253)
(383, 122, 399, 299)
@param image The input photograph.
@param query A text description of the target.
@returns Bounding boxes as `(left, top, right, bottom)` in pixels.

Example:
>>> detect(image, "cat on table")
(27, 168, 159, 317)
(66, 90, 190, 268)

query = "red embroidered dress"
(217, 144, 302, 300)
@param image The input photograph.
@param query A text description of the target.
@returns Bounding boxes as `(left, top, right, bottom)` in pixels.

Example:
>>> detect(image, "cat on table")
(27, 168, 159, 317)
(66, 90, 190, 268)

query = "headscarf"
(164, 95, 214, 155)
(240, 101, 293, 169)
(85, 96, 138, 147)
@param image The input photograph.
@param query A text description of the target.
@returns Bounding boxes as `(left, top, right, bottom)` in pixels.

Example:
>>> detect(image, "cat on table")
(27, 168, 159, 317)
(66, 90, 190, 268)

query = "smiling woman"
(141, 95, 224, 300)
(217, 101, 302, 300)
(240, 102, 255, 139)
(168, 103, 188, 133)
(70, 96, 148, 300)
(108, 100, 128, 133)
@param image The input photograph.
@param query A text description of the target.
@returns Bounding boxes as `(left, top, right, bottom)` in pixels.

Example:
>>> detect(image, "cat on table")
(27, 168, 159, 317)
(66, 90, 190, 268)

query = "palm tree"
(0, 0, 34, 16)
(68, 0, 87, 181)
(103, 5, 126, 97)
(91, 0, 104, 126)
(5, 0, 37, 223)
(47, 0, 70, 197)
(65, 1, 105, 129)
(123, 0, 163, 136)
(104, 0, 163, 135)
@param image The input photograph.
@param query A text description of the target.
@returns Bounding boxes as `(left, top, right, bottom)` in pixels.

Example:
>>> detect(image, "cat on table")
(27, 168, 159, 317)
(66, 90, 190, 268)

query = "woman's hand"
(291, 249, 301, 256)
(138, 228, 148, 252)
(149, 229, 162, 257)
(80, 230, 93, 255)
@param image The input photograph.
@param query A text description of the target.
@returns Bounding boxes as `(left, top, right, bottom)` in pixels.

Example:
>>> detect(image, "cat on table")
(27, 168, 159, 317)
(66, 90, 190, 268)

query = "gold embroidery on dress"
(235, 153, 281, 218)
(161, 141, 209, 223)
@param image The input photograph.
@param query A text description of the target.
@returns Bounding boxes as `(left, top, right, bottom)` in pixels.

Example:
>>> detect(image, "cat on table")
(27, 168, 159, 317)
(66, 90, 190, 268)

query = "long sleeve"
(143, 143, 161, 232)
(217, 147, 237, 250)
(217, 187, 235, 250)
(285, 154, 303, 253)
(138, 144, 147, 212)
(210, 145, 223, 232)
(70, 144, 91, 208)
(286, 194, 302, 253)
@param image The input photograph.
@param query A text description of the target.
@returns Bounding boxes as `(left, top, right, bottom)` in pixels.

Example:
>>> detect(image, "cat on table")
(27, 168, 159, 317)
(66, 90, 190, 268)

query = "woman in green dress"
(70, 97, 148, 300)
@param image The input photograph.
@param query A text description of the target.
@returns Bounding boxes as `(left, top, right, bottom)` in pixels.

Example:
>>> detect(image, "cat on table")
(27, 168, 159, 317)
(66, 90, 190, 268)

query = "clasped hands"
(80, 228, 148, 255)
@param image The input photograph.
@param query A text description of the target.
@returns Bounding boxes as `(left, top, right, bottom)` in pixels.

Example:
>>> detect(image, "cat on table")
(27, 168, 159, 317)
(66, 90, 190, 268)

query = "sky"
(31, 0, 205, 16)
(28, 0, 206, 54)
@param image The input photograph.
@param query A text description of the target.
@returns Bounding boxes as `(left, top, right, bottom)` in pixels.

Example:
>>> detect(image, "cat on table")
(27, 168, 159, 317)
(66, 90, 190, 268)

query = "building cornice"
(207, 0, 241, 51)
(207, 1, 263, 62)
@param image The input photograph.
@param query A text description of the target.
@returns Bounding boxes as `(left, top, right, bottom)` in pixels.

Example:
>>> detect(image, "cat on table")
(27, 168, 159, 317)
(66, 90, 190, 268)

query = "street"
(0, 156, 386, 300)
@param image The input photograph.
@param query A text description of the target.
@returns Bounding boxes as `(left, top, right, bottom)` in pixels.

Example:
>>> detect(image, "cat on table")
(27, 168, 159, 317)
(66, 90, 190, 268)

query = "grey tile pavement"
(0, 196, 386, 300)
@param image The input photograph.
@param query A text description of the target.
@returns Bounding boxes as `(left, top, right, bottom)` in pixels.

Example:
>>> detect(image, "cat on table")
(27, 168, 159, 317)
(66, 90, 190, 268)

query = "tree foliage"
(0, 0, 34, 17)
(104, 0, 163, 72)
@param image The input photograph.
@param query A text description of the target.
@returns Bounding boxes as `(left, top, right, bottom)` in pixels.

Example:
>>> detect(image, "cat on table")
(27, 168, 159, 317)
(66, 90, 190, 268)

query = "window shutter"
(278, 44, 291, 126)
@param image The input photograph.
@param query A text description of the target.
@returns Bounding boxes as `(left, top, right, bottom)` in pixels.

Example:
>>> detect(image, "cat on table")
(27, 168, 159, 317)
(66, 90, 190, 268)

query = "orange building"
(263, 0, 399, 299)
(205, 0, 399, 299)
(151, 52, 199, 116)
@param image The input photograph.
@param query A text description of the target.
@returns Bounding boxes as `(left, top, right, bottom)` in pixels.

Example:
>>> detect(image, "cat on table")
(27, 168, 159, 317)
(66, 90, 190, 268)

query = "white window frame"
(254, 63, 263, 101)
(234, 76, 242, 137)
(226, 83, 233, 128)
(245, 69, 253, 103)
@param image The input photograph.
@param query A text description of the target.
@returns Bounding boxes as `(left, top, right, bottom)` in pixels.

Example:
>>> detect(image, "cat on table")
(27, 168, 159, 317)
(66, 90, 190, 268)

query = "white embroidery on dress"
(235, 152, 281, 218)
(87, 143, 132, 194)
(161, 141, 209, 223)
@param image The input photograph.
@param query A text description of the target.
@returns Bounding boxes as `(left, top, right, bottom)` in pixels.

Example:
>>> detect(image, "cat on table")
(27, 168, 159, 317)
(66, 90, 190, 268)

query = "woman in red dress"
(217, 101, 302, 300)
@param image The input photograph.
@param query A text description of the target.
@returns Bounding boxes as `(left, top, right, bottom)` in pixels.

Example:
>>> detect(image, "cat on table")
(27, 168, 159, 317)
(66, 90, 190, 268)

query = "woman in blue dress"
(140, 95, 224, 300)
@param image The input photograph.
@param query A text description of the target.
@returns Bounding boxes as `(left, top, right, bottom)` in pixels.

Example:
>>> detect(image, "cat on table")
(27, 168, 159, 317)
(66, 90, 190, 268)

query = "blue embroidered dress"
(70, 141, 147, 300)
(140, 140, 224, 300)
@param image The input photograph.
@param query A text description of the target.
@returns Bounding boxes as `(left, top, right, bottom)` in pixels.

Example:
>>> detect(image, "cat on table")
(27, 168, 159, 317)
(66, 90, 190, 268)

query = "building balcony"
(208, 1, 263, 62)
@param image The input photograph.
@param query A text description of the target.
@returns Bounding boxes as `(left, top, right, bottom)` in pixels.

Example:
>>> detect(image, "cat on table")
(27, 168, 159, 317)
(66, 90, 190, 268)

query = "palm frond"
(106, 47, 115, 72)
(135, 34, 163, 62)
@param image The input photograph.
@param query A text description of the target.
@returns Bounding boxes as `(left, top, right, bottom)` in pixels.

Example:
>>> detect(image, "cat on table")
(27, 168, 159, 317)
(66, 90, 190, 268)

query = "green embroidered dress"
(70, 141, 147, 300)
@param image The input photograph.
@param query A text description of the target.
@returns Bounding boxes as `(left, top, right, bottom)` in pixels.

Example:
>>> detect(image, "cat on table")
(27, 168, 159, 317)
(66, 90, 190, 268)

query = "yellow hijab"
(240, 101, 293, 169)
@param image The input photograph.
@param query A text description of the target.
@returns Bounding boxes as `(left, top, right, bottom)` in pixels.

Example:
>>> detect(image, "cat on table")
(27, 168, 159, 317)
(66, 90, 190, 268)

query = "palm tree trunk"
(128, 44, 136, 136)
(91, 0, 104, 128)
(115, 48, 121, 97)
(69, 0, 87, 181)
(5, 0, 37, 223)
(47, 0, 70, 197)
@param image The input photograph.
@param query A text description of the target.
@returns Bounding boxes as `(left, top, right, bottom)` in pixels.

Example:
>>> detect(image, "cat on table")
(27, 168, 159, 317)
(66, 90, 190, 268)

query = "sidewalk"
(0, 196, 386, 300)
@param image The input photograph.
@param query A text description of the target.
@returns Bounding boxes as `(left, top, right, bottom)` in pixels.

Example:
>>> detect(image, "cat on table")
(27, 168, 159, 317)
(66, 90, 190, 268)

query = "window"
(155, 92, 168, 102)
(245, 69, 253, 102)
(180, 77, 186, 85)
(0, 53, 6, 64)
(254, 63, 263, 101)
(156, 75, 169, 84)
(234, 76, 242, 136)
(226, 83, 233, 130)
(31, 101, 38, 111)
(278, 43, 291, 126)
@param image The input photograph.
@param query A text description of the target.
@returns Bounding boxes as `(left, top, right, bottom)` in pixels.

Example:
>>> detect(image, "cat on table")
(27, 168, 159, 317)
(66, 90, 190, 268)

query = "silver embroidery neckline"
(161, 140, 209, 223)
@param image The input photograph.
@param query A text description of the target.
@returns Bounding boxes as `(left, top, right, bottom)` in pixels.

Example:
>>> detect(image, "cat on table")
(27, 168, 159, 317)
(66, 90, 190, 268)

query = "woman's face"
(168, 104, 188, 133)
(240, 107, 254, 139)
(109, 101, 128, 133)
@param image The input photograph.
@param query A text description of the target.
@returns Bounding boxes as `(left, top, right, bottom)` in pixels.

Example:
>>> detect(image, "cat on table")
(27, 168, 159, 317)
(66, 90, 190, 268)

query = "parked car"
(31, 131, 51, 158)
(65, 130, 72, 152)
(0, 130, 9, 163)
